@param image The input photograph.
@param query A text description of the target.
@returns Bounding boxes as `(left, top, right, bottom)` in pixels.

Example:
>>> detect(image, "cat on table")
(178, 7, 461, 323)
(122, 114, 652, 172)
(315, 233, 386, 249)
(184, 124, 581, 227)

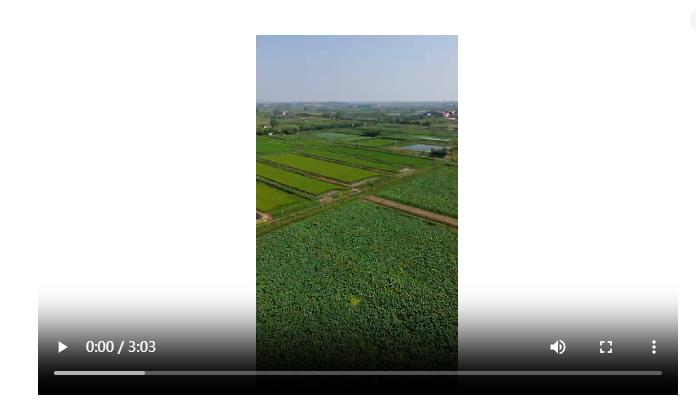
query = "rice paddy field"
(302, 149, 402, 172)
(377, 165, 458, 218)
(256, 200, 457, 370)
(256, 136, 295, 155)
(312, 131, 357, 140)
(256, 181, 308, 214)
(256, 162, 341, 195)
(331, 146, 432, 168)
(356, 138, 398, 147)
(263, 153, 379, 183)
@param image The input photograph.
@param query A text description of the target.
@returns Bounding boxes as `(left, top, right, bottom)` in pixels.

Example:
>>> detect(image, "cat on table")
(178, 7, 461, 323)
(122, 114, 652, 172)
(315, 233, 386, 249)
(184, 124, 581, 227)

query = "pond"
(400, 144, 445, 152)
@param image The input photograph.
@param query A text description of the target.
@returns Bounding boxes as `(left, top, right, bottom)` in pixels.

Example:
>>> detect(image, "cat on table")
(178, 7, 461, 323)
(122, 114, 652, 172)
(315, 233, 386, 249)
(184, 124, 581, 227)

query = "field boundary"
(363, 195, 458, 229)
(258, 159, 350, 188)
(256, 176, 335, 200)
(296, 150, 400, 174)
(259, 158, 382, 188)
(263, 153, 380, 184)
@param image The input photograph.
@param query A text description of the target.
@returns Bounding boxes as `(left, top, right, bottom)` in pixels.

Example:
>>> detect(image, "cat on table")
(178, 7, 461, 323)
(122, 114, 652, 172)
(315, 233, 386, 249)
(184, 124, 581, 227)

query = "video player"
(15, 0, 693, 398)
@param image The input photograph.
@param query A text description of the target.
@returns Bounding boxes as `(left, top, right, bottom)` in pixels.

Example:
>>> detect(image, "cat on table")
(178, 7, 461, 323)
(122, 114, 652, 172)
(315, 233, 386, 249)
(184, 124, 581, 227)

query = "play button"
(58, 341, 68, 354)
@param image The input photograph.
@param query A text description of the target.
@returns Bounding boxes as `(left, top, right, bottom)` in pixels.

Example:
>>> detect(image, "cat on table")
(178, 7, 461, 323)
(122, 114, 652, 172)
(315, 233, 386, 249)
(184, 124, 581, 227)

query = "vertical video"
(255, 35, 459, 371)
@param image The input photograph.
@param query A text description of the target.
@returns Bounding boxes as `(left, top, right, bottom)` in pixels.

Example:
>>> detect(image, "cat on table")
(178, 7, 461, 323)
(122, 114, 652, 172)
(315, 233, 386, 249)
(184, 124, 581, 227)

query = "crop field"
(263, 153, 379, 183)
(256, 136, 296, 155)
(312, 131, 356, 140)
(256, 162, 341, 195)
(280, 136, 327, 147)
(381, 126, 457, 139)
(302, 149, 402, 172)
(256, 181, 308, 213)
(256, 200, 457, 370)
(357, 138, 398, 147)
(377, 165, 458, 218)
(331, 146, 432, 168)
(256, 101, 458, 371)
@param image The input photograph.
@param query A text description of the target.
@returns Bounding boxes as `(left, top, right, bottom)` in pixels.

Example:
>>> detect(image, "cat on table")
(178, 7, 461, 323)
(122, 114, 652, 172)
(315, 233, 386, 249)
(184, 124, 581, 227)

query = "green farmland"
(256, 136, 295, 155)
(256, 101, 457, 371)
(256, 162, 341, 195)
(256, 200, 457, 370)
(377, 165, 458, 218)
(312, 131, 356, 140)
(256, 181, 308, 214)
(263, 153, 379, 183)
(331, 146, 432, 168)
(357, 138, 398, 147)
(303, 149, 402, 172)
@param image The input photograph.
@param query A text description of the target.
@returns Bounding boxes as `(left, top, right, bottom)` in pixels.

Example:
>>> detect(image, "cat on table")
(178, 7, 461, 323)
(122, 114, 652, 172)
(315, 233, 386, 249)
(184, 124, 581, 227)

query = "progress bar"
(54, 370, 663, 376)
(55, 371, 145, 375)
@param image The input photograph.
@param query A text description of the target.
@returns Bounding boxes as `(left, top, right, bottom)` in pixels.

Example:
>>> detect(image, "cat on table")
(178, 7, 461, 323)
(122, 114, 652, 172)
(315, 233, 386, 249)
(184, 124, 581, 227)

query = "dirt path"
(363, 195, 458, 228)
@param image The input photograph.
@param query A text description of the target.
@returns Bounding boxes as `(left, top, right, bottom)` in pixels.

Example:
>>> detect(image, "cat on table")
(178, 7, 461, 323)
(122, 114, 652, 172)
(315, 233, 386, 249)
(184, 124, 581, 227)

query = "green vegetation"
(257, 200, 457, 370)
(362, 128, 382, 137)
(256, 102, 458, 370)
(256, 181, 308, 213)
(256, 102, 458, 140)
(279, 136, 327, 147)
(357, 138, 397, 147)
(264, 153, 379, 183)
(429, 148, 448, 158)
(303, 149, 402, 172)
(312, 131, 356, 140)
(256, 136, 295, 155)
(332, 146, 432, 168)
(256, 162, 341, 195)
(377, 165, 458, 218)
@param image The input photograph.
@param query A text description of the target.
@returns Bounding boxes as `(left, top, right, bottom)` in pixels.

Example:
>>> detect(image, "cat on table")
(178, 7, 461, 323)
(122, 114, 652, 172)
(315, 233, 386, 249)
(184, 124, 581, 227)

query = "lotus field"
(256, 200, 457, 370)
(377, 165, 458, 218)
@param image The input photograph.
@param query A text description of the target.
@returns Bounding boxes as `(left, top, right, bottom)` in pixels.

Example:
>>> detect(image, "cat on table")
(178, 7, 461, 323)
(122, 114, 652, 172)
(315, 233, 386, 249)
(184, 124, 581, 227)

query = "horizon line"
(256, 100, 458, 104)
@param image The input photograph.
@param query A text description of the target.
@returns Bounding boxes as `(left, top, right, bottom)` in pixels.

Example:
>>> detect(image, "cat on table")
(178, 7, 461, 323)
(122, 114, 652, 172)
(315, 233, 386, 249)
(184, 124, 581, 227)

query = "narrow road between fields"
(363, 195, 458, 229)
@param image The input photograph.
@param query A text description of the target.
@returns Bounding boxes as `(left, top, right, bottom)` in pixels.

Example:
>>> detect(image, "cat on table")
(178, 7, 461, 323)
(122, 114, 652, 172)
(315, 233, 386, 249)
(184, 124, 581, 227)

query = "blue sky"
(256, 36, 457, 102)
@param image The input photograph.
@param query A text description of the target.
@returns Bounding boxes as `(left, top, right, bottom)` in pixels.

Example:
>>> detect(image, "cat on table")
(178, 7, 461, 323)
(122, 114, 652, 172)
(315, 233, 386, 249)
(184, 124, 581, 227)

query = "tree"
(429, 148, 447, 158)
(362, 129, 381, 137)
